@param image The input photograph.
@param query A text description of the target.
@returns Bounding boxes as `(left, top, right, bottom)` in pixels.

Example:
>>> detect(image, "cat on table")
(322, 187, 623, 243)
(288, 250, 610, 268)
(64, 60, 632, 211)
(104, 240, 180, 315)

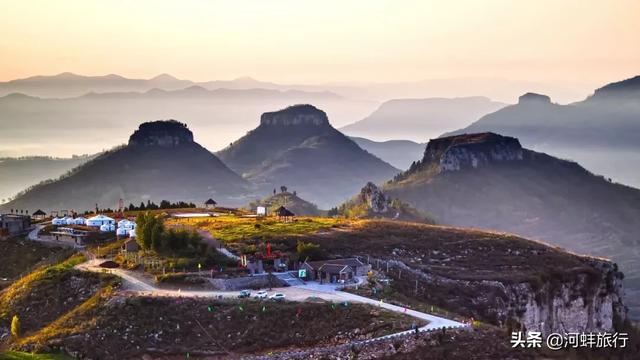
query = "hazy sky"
(1, 0, 638, 85)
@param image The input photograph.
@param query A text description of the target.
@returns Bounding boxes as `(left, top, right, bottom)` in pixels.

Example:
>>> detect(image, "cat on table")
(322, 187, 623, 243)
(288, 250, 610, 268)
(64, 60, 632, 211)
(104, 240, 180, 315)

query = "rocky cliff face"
(128, 120, 194, 147)
(359, 182, 389, 213)
(260, 104, 330, 127)
(387, 258, 625, 335)
(421, 133, 523, 172)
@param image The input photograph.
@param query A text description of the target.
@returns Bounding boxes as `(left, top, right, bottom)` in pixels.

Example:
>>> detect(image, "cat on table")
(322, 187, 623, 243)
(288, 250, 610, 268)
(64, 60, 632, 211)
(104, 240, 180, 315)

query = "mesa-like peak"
(423, 132, 523, 172)
(128, 120, 194, 147)
(260, 104, 329, 127)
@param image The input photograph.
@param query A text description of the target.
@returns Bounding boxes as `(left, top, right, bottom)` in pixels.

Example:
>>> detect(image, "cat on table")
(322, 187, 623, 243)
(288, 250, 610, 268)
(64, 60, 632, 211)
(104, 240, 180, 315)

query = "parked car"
(238, 290, 251, 298)
(269, 293, 286, 302)
(254, 290, 268, 299)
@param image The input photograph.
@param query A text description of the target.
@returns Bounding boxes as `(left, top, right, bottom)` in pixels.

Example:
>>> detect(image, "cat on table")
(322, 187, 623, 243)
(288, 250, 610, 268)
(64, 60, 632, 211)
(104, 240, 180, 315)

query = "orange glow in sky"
(0, 0, 638, 84)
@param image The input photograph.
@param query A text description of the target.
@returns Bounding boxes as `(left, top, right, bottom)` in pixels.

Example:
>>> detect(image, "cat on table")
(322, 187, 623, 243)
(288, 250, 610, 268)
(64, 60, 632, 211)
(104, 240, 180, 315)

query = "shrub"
(11, 314, 21, 337)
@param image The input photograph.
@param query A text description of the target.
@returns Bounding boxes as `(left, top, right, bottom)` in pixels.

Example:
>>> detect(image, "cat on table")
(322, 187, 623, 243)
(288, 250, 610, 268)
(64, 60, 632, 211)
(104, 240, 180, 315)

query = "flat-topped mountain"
(443, 76, 640, 187)
(1, 121, 249, 212)
(128, 120, 194, 147)
(385, 132, 640, 318)
(218, 105, 400, 208)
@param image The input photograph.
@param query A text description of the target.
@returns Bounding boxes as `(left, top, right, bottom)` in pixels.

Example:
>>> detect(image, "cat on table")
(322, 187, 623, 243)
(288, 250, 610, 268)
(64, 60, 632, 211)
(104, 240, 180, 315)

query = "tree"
(11, 314, 20, 338)
(296, 240, 323, 261)
(280, 186, 288, 193)
(327, 207, 339, 217)
(136, 212, 165, 250)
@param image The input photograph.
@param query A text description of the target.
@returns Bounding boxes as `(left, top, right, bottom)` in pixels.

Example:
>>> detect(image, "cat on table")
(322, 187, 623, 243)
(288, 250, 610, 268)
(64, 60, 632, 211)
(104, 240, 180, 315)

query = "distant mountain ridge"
(384, 132, 640, 318)
(1, 121, 249, 212)
(442, 75, 640, 187)
(217, 105, 400, 208)
(340, 97, 507, 142)
(348, 137, 425, 170)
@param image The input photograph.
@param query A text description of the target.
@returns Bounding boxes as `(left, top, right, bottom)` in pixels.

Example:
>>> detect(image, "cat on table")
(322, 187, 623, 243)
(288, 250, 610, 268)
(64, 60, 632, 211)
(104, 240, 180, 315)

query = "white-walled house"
(100, 224, 116, 232)
(86, 215, 116, 227)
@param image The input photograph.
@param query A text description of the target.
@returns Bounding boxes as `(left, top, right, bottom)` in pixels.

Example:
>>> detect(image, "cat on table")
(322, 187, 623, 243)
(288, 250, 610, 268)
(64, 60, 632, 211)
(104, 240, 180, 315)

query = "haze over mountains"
(444, 76, 640, 187)
(348, 137, 425, 170)
(0, 155, 92, 202)
(341, 97, 506, 142)
(0, 74, 374, 157)
(383, 132, 640, 318)
(218, 105, 399, 209)
(1, 121, 249, 212)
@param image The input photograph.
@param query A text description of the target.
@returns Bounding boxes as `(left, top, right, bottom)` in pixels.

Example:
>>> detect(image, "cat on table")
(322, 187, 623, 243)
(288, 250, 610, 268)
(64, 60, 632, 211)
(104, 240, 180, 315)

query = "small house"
(0, 214, 31, 236)
(300, 257, 370, 283)
(276, 206, 295, 222)
(32, 209, 47, 221)
(86, 214, 115, 227)
(204, 198, 217, 209)
(317, 263, 354, 283)
(122, 238, 139, 252)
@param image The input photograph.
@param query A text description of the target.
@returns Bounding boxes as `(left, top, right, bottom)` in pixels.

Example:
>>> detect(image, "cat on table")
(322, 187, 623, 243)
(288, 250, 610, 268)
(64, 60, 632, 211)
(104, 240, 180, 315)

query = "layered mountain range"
(341, 97, 506, 142)
(384, 132, 640, 318)
(443, 76, 640, 187)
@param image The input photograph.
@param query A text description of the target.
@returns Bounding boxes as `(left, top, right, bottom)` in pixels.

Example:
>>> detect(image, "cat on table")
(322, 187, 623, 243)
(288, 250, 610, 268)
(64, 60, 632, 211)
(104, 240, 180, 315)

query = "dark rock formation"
(260, 104, 330, 127)
(518, 92, 551, 104)
(423, 133, 523, 172)
(359, 182, 388, 213)
(128, 120, 193, 147)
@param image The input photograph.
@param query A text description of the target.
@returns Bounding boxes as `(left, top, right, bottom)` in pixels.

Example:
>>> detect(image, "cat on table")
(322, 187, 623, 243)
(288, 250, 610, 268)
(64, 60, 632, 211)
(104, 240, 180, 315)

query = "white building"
(86, 214, 116, 227)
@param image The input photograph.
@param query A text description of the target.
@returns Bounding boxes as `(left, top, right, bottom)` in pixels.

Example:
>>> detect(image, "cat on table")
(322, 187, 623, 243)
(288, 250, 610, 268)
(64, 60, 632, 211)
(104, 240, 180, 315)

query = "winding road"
(30, 224, 468, 336)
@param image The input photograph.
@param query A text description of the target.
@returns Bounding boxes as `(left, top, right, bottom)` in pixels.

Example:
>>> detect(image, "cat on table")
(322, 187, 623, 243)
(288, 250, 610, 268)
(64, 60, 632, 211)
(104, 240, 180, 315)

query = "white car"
(254, 290, 268, 299)
(269, 293, 286, 301)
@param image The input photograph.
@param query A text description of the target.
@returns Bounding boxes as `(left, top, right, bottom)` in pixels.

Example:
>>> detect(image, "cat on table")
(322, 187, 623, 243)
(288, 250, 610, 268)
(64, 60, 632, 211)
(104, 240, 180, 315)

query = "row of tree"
(128, 200, 197, 211)
(135, 212, 203, 254)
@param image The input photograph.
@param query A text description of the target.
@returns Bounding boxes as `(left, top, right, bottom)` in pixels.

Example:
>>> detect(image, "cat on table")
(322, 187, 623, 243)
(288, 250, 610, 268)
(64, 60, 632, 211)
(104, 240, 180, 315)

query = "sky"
(0, 0, 638, 86)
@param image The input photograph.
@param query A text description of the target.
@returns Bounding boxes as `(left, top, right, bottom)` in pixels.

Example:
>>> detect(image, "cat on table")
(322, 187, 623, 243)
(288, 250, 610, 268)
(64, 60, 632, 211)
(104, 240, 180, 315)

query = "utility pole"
(415, 279, 418, 295)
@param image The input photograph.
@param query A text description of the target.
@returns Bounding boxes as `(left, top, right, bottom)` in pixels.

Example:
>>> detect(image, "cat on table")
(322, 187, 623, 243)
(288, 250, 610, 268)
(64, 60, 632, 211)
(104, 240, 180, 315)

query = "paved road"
(76, 259, 467, 333)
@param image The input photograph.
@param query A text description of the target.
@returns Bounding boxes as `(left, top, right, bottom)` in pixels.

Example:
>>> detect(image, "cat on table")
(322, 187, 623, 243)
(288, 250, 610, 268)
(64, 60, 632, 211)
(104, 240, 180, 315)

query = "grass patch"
(15, 296, 418, 358)
(168, 215, 352, 253)
(0, 253, 114, 335)
(0, 351, 72, 360)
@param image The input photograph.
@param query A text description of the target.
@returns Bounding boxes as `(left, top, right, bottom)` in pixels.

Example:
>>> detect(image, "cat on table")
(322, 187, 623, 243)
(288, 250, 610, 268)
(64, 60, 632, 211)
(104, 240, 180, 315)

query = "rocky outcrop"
(518, 92, 551, 104)
(385, 258, 625, 335)
(359, 182, 389, 213)
(128, 120, 194, 147)
(260, 104, 330, 127)
(421, 133, 523, 172)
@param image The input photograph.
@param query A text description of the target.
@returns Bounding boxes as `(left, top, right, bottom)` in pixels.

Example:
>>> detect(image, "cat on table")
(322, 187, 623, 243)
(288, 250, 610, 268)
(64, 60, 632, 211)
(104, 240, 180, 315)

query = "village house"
(122, 238, 140, 252)
(300, 257, 371, 284)
(0, 214, 31, 237)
